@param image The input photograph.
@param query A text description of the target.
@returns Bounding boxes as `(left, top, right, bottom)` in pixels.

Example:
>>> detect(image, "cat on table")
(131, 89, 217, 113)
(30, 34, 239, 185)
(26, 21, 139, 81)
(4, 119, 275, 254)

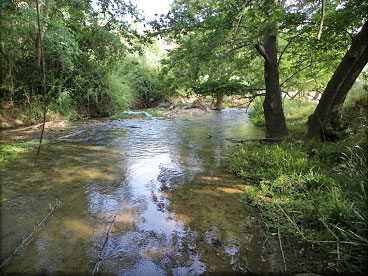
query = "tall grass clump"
(231, 140, 368, 273)
(233, 87, 368, 273)
(248, 98, 265, 126)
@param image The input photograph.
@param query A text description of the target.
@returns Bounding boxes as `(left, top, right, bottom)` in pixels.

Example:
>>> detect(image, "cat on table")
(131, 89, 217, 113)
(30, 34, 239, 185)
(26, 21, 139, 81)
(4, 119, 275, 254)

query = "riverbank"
(0, 96, 249, 130)
(0, 104, 214, 164)
(230, 98, 368, 274)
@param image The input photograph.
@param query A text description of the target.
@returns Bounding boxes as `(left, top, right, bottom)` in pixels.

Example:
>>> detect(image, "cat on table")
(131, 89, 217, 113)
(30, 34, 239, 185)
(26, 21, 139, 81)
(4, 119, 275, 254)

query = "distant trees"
(0, 0, 167, 117)
(151, 0, 367, 139)
(1, 0, 366, 140)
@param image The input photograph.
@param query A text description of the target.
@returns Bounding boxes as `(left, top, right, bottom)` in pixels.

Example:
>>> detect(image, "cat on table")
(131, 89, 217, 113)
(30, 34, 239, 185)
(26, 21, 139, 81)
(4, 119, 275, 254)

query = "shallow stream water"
(0, 109, 279, 275)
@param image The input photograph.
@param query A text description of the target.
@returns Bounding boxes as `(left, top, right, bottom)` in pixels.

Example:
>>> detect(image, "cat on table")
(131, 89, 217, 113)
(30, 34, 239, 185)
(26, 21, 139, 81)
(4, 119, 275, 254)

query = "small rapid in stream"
(0, 109, 280, 275)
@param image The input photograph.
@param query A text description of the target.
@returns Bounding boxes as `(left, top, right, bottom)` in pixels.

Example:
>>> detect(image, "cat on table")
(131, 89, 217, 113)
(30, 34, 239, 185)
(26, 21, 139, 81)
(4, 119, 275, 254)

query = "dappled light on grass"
(216, 186, 244, 194)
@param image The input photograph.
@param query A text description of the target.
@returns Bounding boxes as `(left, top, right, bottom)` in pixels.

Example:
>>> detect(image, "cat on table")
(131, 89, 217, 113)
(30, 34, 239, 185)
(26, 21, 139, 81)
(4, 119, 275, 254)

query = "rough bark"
(44, 0, 51, 18)
(212, 95, 224, 110)
(328, 46, 368, 129)
(257, 32, 288, 138)
(307, 21, 368, 139)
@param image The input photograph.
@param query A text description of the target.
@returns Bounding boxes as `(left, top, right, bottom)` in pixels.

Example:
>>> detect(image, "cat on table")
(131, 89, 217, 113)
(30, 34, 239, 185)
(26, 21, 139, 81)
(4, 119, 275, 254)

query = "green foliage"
(0, 0, 144, 118)
(151, 0, 365, 101)
(117, 49, 165, 108)
(0, 139, 49, 163)
(248, 98, 266, 126)
(232, 92, 368, 273)
(193, 79, 248, 97)
(104, 70, 135, 111)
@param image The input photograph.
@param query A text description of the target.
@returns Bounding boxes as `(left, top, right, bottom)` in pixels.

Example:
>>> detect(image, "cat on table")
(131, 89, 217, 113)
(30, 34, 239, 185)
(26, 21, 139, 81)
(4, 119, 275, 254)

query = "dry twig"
(91, 214, 117, 276)
(57, 130, 86, 140)
(0, 199, 61, 269)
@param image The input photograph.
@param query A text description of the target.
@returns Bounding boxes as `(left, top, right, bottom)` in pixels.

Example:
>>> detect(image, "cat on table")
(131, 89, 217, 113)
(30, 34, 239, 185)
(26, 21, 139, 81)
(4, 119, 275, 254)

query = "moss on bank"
(0, 139, 49, 163)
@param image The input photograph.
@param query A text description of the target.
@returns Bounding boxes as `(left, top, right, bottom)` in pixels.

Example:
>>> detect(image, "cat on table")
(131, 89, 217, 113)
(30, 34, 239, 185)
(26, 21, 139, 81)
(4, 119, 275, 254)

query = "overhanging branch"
(254, 43, 270, 62)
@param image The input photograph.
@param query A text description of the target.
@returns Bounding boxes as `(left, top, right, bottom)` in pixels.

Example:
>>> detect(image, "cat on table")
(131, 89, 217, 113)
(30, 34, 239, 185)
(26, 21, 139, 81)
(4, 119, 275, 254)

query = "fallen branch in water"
(225, 137, 283, 143)
(5, 123, 43, 133)
(91, 214, 117, 276)
(206, 133, 282, 143)
(57, 129, 85, 140)
(0, 199, 61, 269)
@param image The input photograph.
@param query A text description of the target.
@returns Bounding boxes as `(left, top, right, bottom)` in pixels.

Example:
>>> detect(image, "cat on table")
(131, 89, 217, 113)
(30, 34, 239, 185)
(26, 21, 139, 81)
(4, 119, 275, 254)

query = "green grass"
(146, 108, 169, 117)
(175, 103, 189, 108)
(233, 96, 368, 274)
(0, 139, 49, 163)
(249, 98, 317, 136)
(231, 141, 367, 273)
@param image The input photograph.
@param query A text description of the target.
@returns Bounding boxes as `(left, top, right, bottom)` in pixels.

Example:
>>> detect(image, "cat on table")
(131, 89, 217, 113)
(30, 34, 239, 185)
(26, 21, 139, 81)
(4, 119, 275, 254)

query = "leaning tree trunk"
(256, 32, 288, 138)
(307, 21, 368, 139)
(328, 46, 368, 130)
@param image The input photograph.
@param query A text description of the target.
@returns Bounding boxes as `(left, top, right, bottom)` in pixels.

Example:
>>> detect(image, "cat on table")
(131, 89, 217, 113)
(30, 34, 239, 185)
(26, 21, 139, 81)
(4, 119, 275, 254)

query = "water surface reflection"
(1, 109, 270, 275)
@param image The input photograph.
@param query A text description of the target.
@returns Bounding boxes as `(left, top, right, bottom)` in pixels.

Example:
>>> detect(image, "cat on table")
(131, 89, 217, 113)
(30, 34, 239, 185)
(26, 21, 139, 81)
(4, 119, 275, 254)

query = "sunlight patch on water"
(0, 109, 271, 274)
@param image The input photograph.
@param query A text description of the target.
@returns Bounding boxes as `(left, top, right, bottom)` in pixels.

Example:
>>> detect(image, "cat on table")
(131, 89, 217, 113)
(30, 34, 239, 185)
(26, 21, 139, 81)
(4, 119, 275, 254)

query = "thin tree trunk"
(317, 0, 326, 40)
(0, 34, 16, 94)
(36, 0, 47, 156)
(307, 21, 368, 139)
(32, 1, 41, 69)
(44, 0, 51, 18)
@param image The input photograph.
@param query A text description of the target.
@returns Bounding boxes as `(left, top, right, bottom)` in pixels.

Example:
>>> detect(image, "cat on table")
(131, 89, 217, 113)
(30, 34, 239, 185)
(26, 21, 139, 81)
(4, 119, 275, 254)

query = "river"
(0, 109, 281, 275)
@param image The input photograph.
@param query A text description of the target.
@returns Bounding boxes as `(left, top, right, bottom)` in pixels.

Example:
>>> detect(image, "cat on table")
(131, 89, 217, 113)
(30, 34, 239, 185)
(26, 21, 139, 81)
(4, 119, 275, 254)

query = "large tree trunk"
(328, 46, 368, 129)
(307, 21, 368, 139)
(260, 33, 288, 138)
(212, 95, 224, 110)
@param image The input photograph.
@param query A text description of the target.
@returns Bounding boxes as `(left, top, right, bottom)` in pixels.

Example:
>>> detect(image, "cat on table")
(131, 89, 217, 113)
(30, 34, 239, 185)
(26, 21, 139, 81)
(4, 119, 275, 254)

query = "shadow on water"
(0, 109, 278, 275)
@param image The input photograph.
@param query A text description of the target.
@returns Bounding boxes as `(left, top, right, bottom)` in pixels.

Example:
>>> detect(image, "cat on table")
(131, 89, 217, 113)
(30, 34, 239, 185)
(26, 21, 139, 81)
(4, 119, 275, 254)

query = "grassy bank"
(0, 139, 49, 163)
(231, 96, 368, 274)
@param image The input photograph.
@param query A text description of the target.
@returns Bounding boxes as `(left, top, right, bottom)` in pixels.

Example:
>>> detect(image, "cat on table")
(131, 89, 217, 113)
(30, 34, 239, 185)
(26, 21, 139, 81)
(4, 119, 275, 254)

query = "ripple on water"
(0, 110, 270, 274)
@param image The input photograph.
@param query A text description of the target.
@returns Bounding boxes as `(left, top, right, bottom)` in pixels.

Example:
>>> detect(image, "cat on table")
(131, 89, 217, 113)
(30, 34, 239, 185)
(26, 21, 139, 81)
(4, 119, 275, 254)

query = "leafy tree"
(307, 0, 368, 139)
(118, 42, 167, 108)
(0, 0, 144, 117)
